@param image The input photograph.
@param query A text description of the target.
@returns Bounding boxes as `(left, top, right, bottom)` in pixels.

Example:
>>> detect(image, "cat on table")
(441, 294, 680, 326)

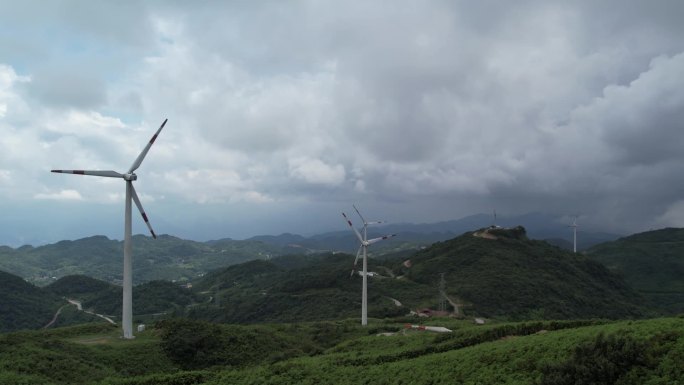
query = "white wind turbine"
(569, 216, 578, 253)
(342, 205, 396, 326)
(51, 119, 167, 339)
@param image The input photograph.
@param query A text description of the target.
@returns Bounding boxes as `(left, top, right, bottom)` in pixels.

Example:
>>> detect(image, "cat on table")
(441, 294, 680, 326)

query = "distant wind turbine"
(51, 119, 167, 339)
(342, 205, 396, 326)
(569, 216, 578, 253)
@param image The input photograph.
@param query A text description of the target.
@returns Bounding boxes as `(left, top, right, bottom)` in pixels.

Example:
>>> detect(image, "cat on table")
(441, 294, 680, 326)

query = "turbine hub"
(123, 173, 137, 181)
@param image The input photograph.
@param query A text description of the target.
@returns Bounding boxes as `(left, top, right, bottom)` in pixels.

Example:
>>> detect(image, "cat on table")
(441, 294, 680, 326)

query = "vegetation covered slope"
(187, 255, 405, 324)
(185, 227, 646, 324)
(83, 280, 202, 317)
(0, 270, 63, 332)
(587, 227, 684, 313)
(46, 275, 202, 318)
(204, 317, 684, 385)
(396, 226, 646, 320)
(1, 317, 683, 385)
(45, 274, 114, 298)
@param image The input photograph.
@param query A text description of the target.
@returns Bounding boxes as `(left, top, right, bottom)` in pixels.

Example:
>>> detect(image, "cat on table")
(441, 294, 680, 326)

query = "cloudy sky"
(1, 0, 683, 246)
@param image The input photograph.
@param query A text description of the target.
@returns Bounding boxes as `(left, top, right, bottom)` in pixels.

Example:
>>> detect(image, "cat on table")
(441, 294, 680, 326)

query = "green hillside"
(46, 276, 202, 320)
(397, 226, 646, 320)
(0, 271, 118, 333)
(187, 255, 405, 324)
(45, 275, 114, 298)
(185, 227, 647, 324)
(0, 317, 682, 384)
(587, 227, 684, 313)
(0, 270, 63, 332)
(83, 280, 202, 318)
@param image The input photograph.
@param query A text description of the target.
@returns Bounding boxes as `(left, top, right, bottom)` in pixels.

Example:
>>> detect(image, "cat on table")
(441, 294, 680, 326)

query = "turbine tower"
(51, 119, 167, 339)
(570, 216, 578, 253)
(342, 205, 396, 326)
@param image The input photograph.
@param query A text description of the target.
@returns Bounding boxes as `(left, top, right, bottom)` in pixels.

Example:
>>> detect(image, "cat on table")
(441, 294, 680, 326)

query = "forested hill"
(397, 226, 647, 320)
(45, 275, 201, 318)
(587, 227, 684, 313)
(185, 226, 648, 323)
(0, 270, 62, 332)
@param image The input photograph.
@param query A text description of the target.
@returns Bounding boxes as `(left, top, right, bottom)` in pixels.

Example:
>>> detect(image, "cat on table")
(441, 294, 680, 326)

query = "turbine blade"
(128, 119, 167, 174)
(367, 234, 396, 245)
(350, 245, 362, 277)
(342, 212, 364, 243)
(51, 170, 123, 178)
(353, 204, 367, 225)
(366, 220, 385, 225)
(130, 184, 156, 239)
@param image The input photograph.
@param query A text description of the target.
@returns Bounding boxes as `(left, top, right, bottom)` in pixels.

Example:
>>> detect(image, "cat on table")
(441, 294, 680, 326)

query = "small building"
(137, 324, 146, 332)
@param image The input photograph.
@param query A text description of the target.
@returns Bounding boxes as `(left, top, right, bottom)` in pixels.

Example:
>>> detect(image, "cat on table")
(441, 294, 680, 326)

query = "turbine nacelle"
(123, 173, 137, 181)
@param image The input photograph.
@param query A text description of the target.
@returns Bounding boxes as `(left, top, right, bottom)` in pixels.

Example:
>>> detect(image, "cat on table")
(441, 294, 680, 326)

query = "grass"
(2, 316, 683, 385)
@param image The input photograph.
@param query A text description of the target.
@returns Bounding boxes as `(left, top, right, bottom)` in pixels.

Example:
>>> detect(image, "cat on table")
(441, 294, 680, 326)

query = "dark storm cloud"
(2, 0, 684, 243)
(123, 0, 684, 233)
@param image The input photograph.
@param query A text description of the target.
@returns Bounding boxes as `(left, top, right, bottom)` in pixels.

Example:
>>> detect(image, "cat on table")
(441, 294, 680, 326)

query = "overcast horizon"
(1, 1, 684, 247)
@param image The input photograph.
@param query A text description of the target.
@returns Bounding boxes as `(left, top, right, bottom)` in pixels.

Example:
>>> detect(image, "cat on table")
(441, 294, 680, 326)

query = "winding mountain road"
(43, 299, 117, 329)
(67, 299, 116, 324)
(43, 305, 67, 329)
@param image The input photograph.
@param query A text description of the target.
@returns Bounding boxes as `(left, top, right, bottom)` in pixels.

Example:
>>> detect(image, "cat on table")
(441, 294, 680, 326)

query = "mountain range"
(4, 222, 683, 334)
(180, 227, 648, 323)
(9, 226, 645, 331)
(0, 213, 620, 286)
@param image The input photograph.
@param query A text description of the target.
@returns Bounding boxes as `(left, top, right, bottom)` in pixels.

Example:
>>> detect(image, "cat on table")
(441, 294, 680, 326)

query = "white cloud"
(288, 157, 346, 186)
(34, 189, 83, 201)
(243, 190, 274, 203)
(45, 110, 126, 136)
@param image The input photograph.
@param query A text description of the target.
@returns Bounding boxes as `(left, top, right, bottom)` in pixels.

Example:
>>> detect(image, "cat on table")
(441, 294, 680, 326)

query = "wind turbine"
(342, 205, 396, 326)
(51, 119, 167, 339)
(569, 216, 578, 253)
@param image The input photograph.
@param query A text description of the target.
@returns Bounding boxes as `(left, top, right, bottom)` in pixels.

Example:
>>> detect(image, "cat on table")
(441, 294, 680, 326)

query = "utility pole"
(438, 273, 447, 312)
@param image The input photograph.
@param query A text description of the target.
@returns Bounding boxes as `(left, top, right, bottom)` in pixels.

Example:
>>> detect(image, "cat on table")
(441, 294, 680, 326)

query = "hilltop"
(394, 226, 645, 320)
(587, 227, 684, 313)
